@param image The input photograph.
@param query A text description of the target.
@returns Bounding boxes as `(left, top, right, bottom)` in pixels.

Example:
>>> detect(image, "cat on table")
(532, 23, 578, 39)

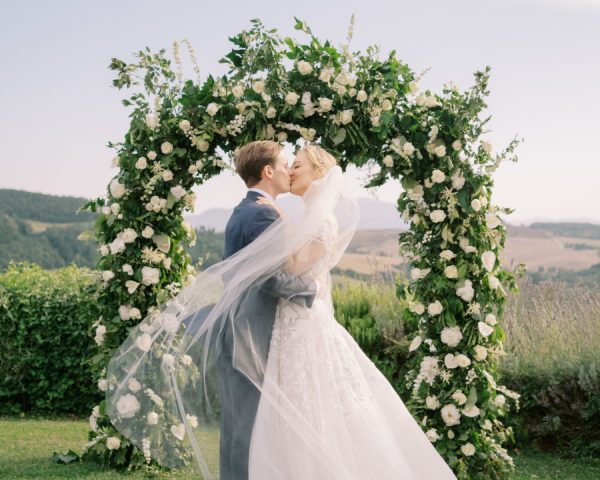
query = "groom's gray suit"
(217, 190, 317, 480)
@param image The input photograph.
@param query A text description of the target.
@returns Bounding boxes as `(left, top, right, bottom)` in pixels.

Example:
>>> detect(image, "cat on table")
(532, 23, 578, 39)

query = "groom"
(217, 140, 319, 480)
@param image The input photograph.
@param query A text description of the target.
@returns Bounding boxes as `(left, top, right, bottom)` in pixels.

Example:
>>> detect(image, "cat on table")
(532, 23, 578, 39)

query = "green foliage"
(0, 262, 101, 415)
(0, 189, 97, 223)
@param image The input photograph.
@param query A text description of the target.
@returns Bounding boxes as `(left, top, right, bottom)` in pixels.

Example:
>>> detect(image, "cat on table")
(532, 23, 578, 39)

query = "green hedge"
(0, 262, 101, 415)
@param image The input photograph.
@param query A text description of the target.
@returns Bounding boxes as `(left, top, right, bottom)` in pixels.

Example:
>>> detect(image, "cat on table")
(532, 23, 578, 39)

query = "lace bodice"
(302, 213, 338, 280)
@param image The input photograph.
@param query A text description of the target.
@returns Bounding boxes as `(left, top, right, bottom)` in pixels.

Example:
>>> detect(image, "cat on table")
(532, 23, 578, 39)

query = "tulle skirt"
(248, 297, 456, 480)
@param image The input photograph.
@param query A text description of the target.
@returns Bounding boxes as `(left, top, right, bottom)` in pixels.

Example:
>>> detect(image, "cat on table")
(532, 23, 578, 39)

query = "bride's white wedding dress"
(248, 214, 456, 480)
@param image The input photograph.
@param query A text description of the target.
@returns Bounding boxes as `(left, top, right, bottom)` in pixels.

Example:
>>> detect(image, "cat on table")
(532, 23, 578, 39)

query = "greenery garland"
(80, 17, 523, 479)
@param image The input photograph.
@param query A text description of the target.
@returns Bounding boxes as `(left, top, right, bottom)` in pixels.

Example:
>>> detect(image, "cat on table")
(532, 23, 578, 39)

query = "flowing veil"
(104, 165, 359, 478)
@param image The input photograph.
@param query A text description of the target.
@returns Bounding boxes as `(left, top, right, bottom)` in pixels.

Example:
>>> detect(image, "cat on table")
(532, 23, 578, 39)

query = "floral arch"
(81, 17, 522, 479)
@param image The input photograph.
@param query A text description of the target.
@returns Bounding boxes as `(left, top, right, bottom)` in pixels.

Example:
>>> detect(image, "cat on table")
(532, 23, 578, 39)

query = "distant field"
(342, 225, 600, 276)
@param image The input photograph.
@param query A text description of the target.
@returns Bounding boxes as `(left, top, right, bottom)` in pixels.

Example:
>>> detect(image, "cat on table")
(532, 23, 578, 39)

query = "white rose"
(441, 404, 461, 426)
(463, 405, 480, 417)
(441, 326, 463, 347)
(129, 307, 141, 320)
(178, 119, 191, 132)
(383, 155, 394, 168)
(494, 394, 506, 407)
(232, 85, 244, 98)
(481, 140, 493, 154)
(426, 428, 440, 443)
(455, 354, 471, 368)
(340, 109, 353, 125)
(440, 250, 456, 261)
(161, 170, 173, 182)
(478, 321, 494, 338)
(135, 333, 153, 352)
(116, 393, 140, 419)
(409, 303, 425, 315)
(356, 90, 368, 102)
(98, 378, 108, 391)
(381, 99, 393, 111)
(402, 142, 415, 156)
(118, 305, 131, 321)
(106, 436, 121, 450)
(444, 265, 458, 279)
(266, 106, 277, 118)
(276, 131, 287, 142)
(488, 275, 500, 289)
(485, 313, 497, 326)
(285, 92, 300, 105)
(471, 198, 482, 211)
(99, 245, 109, 256)
(452, 390, 467, 405)
(101, 271, 114, 282)
(426, 395, 441, 410)
(431, 169, 446, 183)
(409, 335, 422, 352)
(252, 80, 265, 94)
(142, 226, 154, 239)
(125, 280, 140, 294)
(427, 301, 444, 316)
(163, 353, 175, 368)
(134, 156, 147, 170)
(109, 237, 126, 255)
(96, 325, 106, 337)
(160, 142, 173, 155)
(461, 443, 476, 456)
(170, 185, 187, 201)
(430, 210, 446, 223)
(128, 378, 141, 392)
(195, 139, 209, 152)
(481, 251, 496, 272)
(456, 279, 475, 302)
(445, 353, 458, 369)
(121, 228, 137, 244)
(297, 60, 313, 75)
(147, 411, 159, 425)
(147, 151, 157, 160)
(473, 345, 488, 361)
(109, 179, 125, 199)
(206, 102, 219, 116)
(142, 266, 160, 286)
(317, 97, 333, 112)
(319, 67, 334, 83)
(434, 145, 446, 157)
(452, 140, 462, 151)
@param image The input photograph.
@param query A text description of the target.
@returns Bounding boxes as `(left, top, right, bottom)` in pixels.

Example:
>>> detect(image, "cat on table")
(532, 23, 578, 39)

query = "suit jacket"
(219, 190, 318, 362)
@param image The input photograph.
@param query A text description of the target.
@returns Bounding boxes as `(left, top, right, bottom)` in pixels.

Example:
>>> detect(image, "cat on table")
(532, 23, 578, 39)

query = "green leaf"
(52, 450, 80, 464)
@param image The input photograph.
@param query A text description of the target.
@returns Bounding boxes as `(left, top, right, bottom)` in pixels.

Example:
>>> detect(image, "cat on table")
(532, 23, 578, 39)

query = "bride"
(248, 145, 456, 479)
(104, 144, 456, 479)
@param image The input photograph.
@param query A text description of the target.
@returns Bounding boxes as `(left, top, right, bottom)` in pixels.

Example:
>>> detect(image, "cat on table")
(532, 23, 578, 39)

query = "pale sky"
(1, 0, 598, 224)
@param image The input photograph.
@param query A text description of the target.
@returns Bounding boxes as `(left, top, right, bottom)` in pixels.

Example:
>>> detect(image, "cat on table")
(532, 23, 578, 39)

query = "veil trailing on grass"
(104, 166, 359, 478)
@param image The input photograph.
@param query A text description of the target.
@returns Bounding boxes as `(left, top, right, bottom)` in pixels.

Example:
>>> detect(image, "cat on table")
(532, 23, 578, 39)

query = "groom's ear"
(262, 164, 274, 179)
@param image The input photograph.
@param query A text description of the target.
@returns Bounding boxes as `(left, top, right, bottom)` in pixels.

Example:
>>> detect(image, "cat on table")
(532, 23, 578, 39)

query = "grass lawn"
(1, 418, 599, 479)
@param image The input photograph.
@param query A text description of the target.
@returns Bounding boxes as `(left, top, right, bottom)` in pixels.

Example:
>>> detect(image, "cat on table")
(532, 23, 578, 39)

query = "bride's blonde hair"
(300, 144, 338, 177)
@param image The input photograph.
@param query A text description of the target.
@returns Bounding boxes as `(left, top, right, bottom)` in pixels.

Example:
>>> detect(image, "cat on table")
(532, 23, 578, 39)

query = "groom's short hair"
(234, 140, 283, 187)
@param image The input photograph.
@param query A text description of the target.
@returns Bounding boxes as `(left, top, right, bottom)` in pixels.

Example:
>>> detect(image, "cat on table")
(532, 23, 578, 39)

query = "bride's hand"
(256, 197, 285, 217)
